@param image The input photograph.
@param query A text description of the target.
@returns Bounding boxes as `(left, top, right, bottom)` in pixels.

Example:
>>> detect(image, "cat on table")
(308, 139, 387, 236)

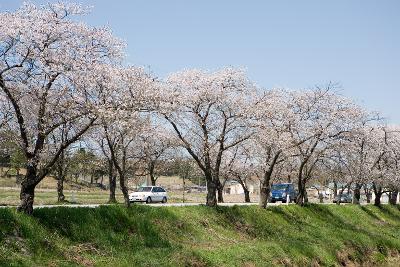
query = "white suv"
(129, 186, 168, 204)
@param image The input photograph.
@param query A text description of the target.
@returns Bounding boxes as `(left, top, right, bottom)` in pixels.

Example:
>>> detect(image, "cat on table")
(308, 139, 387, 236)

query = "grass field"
(1, 204, 400, 266)
(0, 187, 255, 206)
(0, 187, 208, 206)
(0, 172, 209, 205)
(0, 171, 217, 205)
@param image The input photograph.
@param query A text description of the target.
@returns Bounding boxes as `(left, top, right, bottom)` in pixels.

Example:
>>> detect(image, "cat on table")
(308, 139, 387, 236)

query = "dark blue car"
(270, 183, 296, 203)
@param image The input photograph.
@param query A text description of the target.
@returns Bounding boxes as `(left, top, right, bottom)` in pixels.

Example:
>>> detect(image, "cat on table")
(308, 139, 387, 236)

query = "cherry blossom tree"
(91, 131, 118, 203)
(248, 89, 295, 208)
(102, 120, 140, 207)
(134, 123, 177, 186)
(94, 65, 157, 206)
(285, 86, 366, 205)
(317, 118, 400, 206)
(50, 124, 75, 202)
(161, 68, 256, 206)
(367, 126, 400, 206)
(0, 3, 124, 214)
(223, 144, 256, 203)
(342, 124, 383, 204)
(320, 140, 355, 203)
(385, 126, 400, 205)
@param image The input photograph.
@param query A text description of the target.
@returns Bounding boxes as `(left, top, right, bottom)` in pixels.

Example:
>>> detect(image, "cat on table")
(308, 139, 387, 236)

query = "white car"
(129, 186, 168, 204)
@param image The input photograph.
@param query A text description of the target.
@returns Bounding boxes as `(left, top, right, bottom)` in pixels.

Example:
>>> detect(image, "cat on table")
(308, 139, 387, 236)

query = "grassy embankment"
(1, 204, 400, 266)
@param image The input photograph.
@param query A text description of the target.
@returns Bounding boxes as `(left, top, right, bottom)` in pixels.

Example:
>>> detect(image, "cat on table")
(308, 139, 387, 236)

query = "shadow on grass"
(210, 204, 400, 265)
(0, 205, 208, 266)
(376, 205, 400, 221)
(31, 205, 176, 249)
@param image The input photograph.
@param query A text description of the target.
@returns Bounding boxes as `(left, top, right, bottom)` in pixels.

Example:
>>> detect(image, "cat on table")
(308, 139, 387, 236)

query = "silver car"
(333, 193, 352, 203)
(129, 186, 168, 204)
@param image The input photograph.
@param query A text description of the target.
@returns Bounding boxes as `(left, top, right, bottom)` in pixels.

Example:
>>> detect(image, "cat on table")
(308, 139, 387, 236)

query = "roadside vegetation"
(1, 204, 400, 266)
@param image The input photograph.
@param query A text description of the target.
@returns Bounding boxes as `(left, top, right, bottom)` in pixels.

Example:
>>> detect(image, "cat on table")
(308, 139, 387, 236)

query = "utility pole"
(182, 175, 185, 203)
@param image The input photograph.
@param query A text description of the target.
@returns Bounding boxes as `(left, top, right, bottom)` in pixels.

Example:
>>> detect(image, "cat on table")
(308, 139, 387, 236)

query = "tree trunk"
(352, 183, 361, 204)
(237, 177, 251, 203)
(17, 166, 37, 215)
(259, 182, 271, 208)
(149, 162, 157, 186)
(296, 179, 307, 206)
(57, 177, 65, 202)
(296, 159, 308, 206)
(108, 161, 117, 203)
(216, 179, 224, 203)
(373, 183, 383, 206)
(244, 188, 251, 203)
(150, 173, 156, 186)
(364, 186, 372, 204)
(333, 181, 338, 198)
(55, 149, 67, 203)
(259, 152, 281, 208)
(217, 187, 224, 203)
(119, 173, 130, 207)
(206, 178, 217, 207)
(374, 192, 382, 206)
(389, 190, 398, 205)
(318, 192, 324, 203)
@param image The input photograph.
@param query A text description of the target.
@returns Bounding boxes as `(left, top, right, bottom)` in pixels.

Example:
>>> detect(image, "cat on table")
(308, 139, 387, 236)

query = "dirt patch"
(335, 246, 400, 267)
(336, 249, 359, 267)
(242, 262, 256, 267)
(234, 221, 255, 237)
(200, 219, 210, 228)
(176, 220, 185, 229)
(64, 243, 106, 267)
(184, 257, 207, 267)
(274, 257, 294, 267)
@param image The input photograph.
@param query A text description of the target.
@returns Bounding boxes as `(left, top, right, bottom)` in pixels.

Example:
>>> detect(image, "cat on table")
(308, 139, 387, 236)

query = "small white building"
(223, 180, 257, 195)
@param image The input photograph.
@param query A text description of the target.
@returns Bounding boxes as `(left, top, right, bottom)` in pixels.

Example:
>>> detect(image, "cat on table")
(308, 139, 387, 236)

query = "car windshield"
(337, 193, 350, 198)
(137, 187, 152, 192)
(272, 184, 288, 190)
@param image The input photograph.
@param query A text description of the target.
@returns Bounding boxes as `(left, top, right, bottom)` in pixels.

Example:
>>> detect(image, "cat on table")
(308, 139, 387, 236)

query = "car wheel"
(146, 197, 152, 204)
(162, 197, 167, 203)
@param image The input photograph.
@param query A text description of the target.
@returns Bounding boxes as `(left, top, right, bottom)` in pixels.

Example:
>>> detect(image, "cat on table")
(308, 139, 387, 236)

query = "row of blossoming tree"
(0, 3, 399, 214)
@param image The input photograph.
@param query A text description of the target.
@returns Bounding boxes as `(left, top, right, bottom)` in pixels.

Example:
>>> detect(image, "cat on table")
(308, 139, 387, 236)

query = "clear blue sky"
(1, 1, 399, 123)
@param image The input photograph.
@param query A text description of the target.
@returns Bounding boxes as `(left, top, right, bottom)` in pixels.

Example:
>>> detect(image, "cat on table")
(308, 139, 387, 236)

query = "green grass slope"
(1, 204, 400, 266)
